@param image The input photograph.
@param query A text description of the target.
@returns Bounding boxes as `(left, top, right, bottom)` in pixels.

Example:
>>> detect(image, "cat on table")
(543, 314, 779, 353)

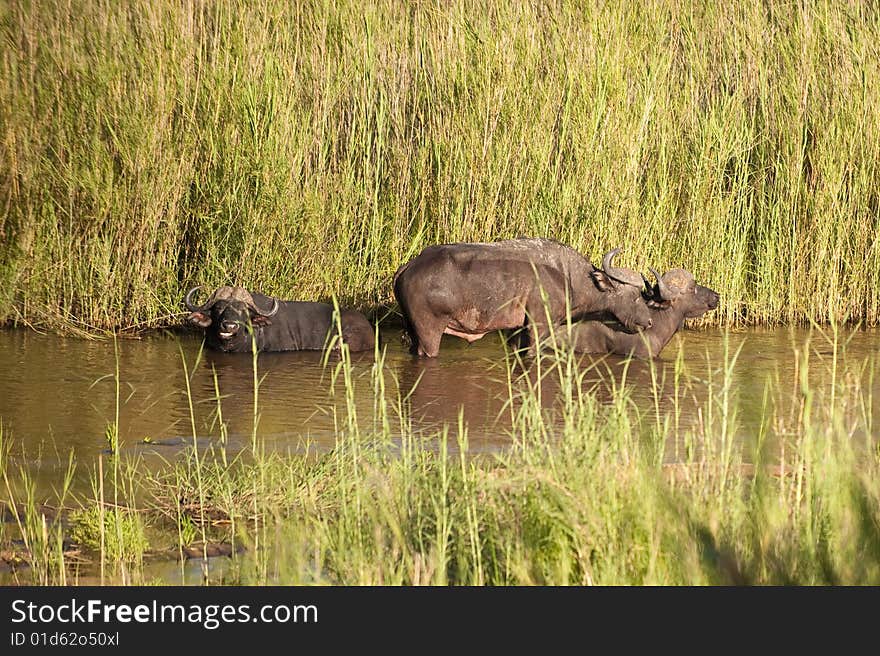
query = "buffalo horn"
(184, 286, 205, 312)
(650, 267, 677, 301)
(251, 296, 280, 317)
(601, 248, 644, 288)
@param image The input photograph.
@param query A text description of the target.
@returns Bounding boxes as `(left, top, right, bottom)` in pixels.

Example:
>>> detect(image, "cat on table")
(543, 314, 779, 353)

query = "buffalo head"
(590, 248, 654, 331)
(646, 268, 719, 318)
(184, 286, 279, 344)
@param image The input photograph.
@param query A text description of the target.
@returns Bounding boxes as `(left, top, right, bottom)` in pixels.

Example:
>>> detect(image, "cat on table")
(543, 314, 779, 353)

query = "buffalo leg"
(523, 301, 552, 356)
(411, 317, 447, 357)
(505, 326, 530, 354)
(400, 315, 419, 355)
(396, 296, 422, 356)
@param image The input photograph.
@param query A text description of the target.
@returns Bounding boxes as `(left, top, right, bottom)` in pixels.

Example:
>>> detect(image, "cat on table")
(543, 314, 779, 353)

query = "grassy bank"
(2, 326, 879, 585)
(2, 1, 880, 331)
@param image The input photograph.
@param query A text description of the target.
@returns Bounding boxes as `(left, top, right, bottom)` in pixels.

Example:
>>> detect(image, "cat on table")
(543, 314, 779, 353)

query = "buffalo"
(392, 238, 654, 357)
(184, 286, 375, 353)
(562, 268, 719, 358)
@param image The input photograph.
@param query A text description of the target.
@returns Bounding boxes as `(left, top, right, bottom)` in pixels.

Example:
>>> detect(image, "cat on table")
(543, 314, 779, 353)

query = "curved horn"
(250, 295, 279, 317)
(601, 248, 619, 273)
(184, 286, 204, 312)
(601, 248, 644, 287)
(650, 267, 677, 301)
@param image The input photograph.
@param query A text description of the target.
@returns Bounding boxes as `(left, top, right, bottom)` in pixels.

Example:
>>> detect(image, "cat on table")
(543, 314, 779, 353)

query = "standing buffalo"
(563, 268, 719, 358)
(392, 238, 654, 357)
(184, 286, 375, 353)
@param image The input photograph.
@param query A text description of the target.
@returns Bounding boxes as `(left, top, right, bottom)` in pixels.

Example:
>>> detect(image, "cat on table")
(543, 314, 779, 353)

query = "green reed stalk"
(178, 342, 209, 580)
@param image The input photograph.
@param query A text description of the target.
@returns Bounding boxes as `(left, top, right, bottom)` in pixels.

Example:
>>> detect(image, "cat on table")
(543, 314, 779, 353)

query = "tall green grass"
(2, 325, 879, 585)
(2, 1, 880, 330)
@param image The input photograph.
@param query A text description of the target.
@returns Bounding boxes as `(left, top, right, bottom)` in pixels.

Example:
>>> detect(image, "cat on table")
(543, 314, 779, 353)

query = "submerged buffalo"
(184, 286, 375, 353)
(393, 238, 654, 357)
(563, 268, 719, 358)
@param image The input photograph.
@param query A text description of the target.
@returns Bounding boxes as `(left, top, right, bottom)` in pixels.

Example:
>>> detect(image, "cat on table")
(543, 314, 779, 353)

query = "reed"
(2, 1, 880, 331)
(0, 424, 77, 585)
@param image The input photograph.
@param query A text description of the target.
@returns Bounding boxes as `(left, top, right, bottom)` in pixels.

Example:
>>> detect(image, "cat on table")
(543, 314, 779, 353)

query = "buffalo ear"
(188, 311, 212, 328)
(591, 270, 616, 292)
(252, 315, 272, 327)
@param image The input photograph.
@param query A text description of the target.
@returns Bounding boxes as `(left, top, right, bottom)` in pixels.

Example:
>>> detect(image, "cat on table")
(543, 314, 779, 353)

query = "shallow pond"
(0, 324, 877, 498)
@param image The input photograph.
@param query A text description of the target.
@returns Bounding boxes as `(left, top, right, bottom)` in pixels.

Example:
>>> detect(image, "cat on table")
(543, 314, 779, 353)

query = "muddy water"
(0, 325, 878, 496)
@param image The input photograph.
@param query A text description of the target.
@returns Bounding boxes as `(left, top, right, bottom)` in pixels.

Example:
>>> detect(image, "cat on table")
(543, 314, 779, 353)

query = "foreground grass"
(2, 326, 879, 585)
(3, 1, 880, 330)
